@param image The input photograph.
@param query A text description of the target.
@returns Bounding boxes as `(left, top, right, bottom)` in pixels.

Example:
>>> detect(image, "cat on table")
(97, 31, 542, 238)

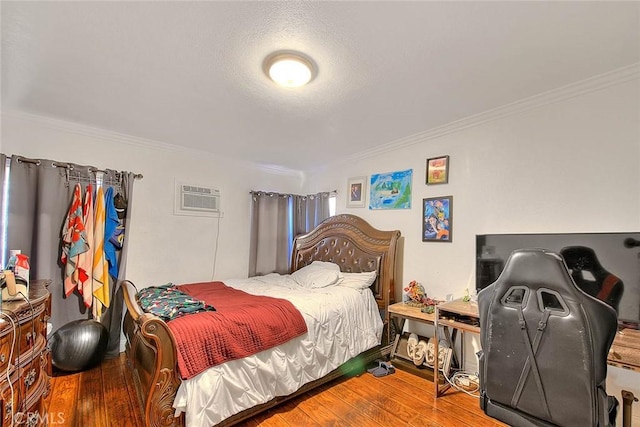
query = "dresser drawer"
(16, 310, 46, 355)
(9, 371, 49, 427)
(0, 370, 21, 426)
(0, 281, 51, 427)
(0, 333, 13, 373)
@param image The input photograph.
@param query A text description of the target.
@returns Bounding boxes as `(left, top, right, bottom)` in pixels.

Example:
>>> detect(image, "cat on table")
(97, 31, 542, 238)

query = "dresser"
(0, 280, 51, 427)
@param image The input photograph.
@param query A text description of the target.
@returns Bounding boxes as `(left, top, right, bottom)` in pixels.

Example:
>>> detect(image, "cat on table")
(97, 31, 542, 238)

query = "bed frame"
(122, 214, 401, 427)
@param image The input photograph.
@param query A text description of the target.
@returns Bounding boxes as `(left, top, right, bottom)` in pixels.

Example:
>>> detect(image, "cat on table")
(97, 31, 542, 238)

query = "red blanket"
(167, 281, 308, 379)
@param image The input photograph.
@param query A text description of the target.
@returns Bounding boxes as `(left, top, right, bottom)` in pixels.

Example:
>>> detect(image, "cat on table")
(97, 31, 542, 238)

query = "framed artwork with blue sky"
(369, 169, 412, 210)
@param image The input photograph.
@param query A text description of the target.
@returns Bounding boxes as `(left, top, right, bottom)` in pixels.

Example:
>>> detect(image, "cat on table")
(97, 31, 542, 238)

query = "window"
(1, 158, 10, 266)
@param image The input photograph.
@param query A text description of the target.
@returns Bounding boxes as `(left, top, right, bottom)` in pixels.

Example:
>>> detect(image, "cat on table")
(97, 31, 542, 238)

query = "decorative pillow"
(337, 271, 377, 290)
(292, 261, 341, 288)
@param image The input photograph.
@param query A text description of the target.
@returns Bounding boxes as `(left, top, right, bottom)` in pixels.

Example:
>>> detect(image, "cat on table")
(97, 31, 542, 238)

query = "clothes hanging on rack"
(92, 186, 110, 320)
(78, 184, 95, 308)
(59, 180, 131, 320)
(61, 183, 89, 296)
(103, 187, 120, 279)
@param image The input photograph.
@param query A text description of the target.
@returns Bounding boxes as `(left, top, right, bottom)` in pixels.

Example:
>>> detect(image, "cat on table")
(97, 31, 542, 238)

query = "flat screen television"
(476, 232, 640, 326)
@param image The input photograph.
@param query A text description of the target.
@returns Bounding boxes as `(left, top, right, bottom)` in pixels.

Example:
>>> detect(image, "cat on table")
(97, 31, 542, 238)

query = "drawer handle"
(0, 354, 5, 363)
(27, 412, 39, 427)
(24, 368, 36, 388)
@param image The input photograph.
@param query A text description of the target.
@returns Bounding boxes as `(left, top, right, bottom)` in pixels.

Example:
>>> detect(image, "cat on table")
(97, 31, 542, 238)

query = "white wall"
(306, 78, 640, 303)
(305, 76, 640, 425)
(1, 112, 302, 287)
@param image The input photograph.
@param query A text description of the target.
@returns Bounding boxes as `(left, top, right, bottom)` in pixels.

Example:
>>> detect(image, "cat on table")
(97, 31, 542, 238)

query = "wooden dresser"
(0, 280, 51, 427)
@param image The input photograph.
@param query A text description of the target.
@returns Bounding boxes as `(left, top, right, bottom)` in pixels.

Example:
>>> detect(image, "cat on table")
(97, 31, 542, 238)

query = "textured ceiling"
(2, 1, 639, 171)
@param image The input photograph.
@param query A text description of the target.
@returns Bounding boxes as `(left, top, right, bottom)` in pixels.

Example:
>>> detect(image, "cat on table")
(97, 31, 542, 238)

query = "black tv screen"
(476, 232, 640, 325)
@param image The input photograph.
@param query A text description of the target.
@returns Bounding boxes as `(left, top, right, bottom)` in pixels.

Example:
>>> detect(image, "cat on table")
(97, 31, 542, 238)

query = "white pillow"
(291, 261, 341, 288)
(337, 271, 377, 290)
(308, 261, 340, 272)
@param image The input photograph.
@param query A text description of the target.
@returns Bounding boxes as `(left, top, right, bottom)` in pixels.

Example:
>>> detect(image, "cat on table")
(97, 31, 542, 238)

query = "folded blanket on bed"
(168, 281, 308, 379)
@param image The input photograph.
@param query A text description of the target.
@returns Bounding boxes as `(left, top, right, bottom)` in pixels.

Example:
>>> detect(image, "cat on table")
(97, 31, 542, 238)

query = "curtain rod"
(13, 155, 143, 179)
(250, 190, 337, 197)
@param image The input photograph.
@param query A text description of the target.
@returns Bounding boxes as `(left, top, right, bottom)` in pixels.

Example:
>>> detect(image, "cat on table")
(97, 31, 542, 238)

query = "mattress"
(172, 273, 384, 426)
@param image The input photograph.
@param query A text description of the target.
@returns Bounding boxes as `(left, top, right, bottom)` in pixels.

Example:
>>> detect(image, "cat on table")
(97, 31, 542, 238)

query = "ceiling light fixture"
(263, 51, 316, 88)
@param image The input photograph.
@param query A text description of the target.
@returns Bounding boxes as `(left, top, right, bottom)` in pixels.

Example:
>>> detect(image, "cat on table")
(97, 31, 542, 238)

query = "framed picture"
(369, 169, 412, 210)
(347, 176, 367, 208)
(426, 155, 449, 185)
(423, 196, 452, 242)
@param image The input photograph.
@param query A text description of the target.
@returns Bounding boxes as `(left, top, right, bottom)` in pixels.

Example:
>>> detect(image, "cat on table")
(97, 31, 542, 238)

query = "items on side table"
(1, 249, 31, 301)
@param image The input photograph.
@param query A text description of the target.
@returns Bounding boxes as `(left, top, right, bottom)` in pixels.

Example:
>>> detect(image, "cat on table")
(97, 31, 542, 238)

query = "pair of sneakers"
(407, 333, 429, 366)
(426, 338, 453, 374)
(407, 333, 451, 371)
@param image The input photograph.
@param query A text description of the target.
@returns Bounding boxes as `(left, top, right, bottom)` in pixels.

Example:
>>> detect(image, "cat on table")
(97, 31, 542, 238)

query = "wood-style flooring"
(44, 353, 506, 426)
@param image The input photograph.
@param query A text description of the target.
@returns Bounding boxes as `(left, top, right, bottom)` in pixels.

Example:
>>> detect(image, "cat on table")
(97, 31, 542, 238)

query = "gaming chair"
(478, 248, 618, 426)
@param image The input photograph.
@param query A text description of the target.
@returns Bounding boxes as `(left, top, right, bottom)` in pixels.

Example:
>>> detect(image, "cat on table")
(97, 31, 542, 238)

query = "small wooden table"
(434, 298, 480, 397)
(387, 302, 437, 381)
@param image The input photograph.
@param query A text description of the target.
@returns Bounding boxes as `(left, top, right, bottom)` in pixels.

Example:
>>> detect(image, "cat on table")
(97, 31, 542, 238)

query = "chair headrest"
(560, 245, 604, 273)
(495, 248, 580, 295)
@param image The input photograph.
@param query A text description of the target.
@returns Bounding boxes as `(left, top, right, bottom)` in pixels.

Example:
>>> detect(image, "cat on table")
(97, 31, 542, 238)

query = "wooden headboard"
(290, 214, 401, 310)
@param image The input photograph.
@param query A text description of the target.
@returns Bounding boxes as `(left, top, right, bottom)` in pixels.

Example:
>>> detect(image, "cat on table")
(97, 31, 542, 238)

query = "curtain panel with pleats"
(249, 191, 332, 276)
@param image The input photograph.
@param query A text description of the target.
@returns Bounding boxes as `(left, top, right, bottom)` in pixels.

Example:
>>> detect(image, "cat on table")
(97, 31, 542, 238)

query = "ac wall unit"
(174, 182, 221, 217)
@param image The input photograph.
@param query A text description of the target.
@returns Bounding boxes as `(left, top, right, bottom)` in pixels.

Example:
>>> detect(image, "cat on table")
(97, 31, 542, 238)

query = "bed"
(122, 214, 401, 427)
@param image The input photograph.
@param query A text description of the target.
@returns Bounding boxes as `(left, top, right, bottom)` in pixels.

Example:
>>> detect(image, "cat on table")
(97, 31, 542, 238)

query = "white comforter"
(173, 273, 383, 427)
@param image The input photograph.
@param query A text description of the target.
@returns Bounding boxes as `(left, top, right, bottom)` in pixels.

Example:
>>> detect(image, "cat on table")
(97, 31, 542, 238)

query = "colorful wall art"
(369, 169, 412, 210)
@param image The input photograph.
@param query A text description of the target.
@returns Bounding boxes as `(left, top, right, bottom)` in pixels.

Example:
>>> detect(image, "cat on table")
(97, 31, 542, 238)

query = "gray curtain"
(0, 154, 5, 250)
(6, 157, 87, 332)
(249, 191, 332, 276)
(293, 192, 332, 237)
(249, 192, 293, 276)
(5, 156, 137, 357)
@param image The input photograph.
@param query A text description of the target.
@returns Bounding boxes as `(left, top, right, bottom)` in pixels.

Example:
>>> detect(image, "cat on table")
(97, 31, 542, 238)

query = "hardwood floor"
(44, 353, 145, 427)
(44, 353, 505, 427)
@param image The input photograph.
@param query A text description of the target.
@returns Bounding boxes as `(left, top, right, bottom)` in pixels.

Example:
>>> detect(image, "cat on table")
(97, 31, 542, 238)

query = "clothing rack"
(14, 156, 144, 180)
(66, 172, 123, 188)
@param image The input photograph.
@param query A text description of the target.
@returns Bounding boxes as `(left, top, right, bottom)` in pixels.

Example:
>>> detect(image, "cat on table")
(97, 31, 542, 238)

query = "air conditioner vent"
(175, 182, 221, 217)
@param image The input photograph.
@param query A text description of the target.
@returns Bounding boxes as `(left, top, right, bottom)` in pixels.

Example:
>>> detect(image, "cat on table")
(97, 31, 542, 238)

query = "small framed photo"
(423, 196, 452, 242)
(347, 176, 367, 208)
(426, 155, 449, 185)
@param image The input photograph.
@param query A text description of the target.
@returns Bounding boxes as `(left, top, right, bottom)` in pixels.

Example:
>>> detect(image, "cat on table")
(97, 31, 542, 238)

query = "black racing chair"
(478, 248, 618, 426)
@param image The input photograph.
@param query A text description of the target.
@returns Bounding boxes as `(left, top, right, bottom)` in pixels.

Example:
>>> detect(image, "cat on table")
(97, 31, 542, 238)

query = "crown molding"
(0, 109, 304, 176)
(253, 164, 304, 177)
(3, 62, 637, 177)
(331, 63, 640, 167)
(1, 109, 182, 152)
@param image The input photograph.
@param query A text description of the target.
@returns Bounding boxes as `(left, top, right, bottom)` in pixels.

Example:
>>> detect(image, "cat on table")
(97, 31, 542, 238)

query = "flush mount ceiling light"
(263, 51, 317, 88)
